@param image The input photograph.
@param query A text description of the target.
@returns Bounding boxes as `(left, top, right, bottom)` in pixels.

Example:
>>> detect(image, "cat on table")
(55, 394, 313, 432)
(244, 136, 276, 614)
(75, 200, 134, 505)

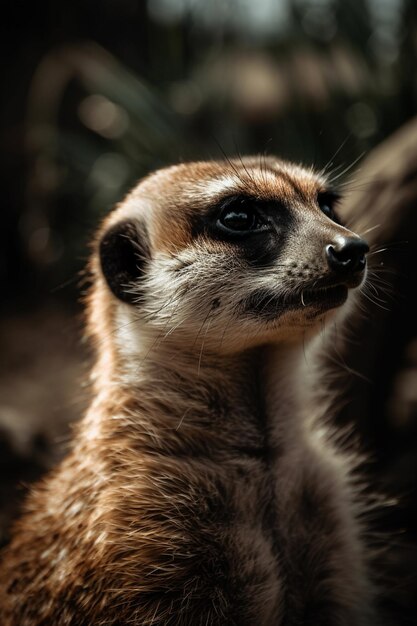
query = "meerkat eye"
(220, 209, 259, 231)
(317, 192, 340, 223)
(217, 198, 266, 233)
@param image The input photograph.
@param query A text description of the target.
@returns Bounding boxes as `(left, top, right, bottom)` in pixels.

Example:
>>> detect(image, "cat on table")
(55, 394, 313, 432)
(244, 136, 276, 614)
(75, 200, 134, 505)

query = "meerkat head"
(96, 158, 368, 356)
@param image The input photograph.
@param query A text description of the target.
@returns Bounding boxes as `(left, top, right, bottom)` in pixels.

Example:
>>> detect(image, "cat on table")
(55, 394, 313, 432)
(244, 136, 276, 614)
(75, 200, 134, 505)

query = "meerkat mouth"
(243, 283, 349, 319)
(299, 284, 348, 309)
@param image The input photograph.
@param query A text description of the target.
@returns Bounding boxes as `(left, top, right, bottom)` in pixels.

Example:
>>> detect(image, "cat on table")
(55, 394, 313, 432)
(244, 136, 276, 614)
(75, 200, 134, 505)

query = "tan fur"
(0, 157, 376, 625)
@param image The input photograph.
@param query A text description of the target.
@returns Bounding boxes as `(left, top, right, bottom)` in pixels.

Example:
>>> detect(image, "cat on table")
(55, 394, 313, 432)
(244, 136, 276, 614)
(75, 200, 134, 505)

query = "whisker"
(364, 284, 389, 305)
(197, 314, 213, 376)
(327, 152, 366, 184)
(319, 134, 352, 177)
(218, 311, 234, 351)
(326, 342, 372, 383)
(361, 223, 382, 236)
(360, 289, 391, 311)
(192, 307, 213, 350)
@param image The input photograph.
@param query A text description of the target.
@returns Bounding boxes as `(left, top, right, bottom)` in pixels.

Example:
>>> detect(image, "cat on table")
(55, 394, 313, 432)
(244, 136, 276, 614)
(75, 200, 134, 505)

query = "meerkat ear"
(99, 219, 150, 304)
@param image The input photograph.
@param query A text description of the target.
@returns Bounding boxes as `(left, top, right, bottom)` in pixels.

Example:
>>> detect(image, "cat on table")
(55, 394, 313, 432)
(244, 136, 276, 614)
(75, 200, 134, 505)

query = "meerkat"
(0, 157, 375, 625)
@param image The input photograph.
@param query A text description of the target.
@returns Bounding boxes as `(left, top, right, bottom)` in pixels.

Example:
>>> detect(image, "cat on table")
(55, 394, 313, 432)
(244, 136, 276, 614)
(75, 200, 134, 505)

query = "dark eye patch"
(216, 196, 269, 235)
(198, 194, 289, 238)
(193, 194, 294, 268)
(317, 191, 342, 224)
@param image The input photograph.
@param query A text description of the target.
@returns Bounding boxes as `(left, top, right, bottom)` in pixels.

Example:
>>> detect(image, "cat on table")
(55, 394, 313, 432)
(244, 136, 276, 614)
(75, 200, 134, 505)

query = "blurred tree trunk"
(324, 116, 417, 625)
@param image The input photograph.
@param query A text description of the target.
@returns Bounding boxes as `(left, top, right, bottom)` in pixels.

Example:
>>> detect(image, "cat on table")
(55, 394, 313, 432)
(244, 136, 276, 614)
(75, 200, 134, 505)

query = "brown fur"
(0, 158, 375, 624)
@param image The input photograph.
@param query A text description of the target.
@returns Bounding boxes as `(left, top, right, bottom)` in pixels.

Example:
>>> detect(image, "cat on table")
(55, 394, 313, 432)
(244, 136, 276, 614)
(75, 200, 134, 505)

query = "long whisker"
(361, 223, 382, 236)
(360, 288, 391, 311)
(327, 151, 366, 184)
(319, 134, 352, 177)
(197, 314, 213, 376)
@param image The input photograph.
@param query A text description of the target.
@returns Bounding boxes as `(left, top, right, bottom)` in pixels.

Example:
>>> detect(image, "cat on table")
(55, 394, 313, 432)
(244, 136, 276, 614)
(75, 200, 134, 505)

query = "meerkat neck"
(88, 340, 305, 459)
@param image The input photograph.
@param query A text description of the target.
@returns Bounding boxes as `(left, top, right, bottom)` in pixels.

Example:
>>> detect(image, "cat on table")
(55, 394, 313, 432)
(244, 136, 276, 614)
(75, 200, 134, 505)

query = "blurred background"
(1, 0, 417, 623)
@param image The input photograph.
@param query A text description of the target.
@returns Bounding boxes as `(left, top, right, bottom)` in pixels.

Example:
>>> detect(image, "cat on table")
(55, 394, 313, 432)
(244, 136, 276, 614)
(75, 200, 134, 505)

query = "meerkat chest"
(198, 447, 366, 626)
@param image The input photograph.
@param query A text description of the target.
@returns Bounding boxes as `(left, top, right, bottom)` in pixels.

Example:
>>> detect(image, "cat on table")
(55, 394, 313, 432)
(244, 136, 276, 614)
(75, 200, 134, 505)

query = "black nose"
(325, 237, 369, 273)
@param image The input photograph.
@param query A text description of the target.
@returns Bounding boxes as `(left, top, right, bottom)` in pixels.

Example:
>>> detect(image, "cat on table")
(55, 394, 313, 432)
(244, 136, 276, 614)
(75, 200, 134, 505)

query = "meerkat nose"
(325, 237, 369, 273)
